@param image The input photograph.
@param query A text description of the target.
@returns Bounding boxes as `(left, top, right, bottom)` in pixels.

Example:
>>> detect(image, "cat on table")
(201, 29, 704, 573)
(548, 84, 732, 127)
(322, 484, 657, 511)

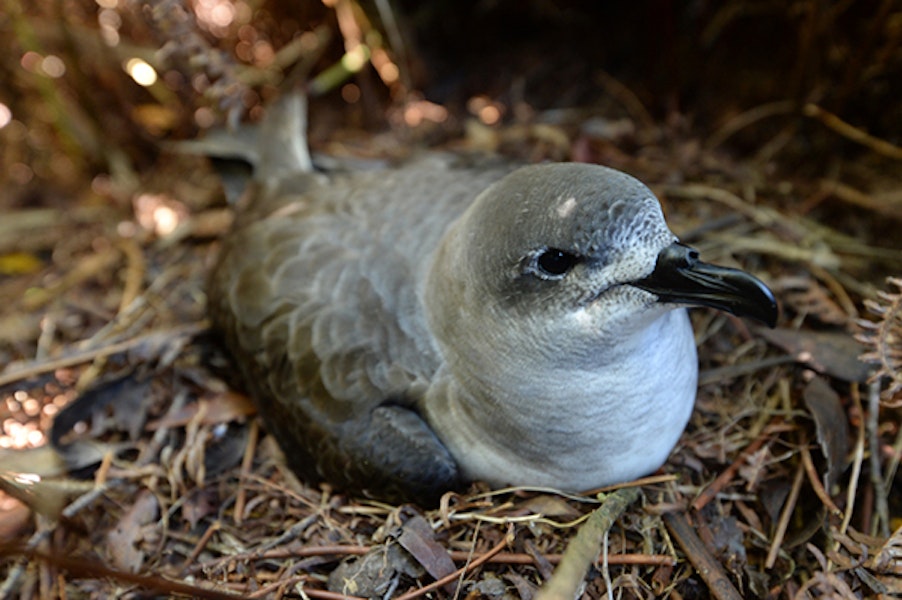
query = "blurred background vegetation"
(2, 0, 901, 207)
(3, 1, 901, 374)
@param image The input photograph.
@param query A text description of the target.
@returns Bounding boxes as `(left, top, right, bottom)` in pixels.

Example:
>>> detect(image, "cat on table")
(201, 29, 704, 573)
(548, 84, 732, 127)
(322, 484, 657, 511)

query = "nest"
(1, 1, 901, 598)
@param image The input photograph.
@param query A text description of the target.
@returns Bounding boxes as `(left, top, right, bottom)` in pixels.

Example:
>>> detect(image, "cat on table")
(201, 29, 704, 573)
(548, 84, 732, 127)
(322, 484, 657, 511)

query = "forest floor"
(1, 2, 902, 598)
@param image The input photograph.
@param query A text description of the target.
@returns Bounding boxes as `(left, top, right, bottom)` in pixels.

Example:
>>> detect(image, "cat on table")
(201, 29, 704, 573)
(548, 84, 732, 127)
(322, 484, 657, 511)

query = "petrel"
(207, 95, 778, 502)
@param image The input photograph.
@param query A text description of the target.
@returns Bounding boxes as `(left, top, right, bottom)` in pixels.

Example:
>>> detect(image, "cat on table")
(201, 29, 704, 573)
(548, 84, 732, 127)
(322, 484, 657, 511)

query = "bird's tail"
(170, 91, 314, 203)
(255, 91, 314, 179)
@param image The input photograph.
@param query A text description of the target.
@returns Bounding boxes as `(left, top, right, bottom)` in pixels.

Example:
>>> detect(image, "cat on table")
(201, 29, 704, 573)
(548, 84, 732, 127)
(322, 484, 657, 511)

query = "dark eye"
(535, 248, 578, 277)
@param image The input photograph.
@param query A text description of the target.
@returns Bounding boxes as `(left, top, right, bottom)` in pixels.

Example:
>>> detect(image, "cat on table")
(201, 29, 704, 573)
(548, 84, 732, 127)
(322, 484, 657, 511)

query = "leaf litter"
(1, 2, 902, 598)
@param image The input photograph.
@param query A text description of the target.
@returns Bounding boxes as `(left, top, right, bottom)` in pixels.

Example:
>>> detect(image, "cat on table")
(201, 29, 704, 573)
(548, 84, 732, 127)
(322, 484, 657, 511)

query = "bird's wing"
(208, 178, 459, 501)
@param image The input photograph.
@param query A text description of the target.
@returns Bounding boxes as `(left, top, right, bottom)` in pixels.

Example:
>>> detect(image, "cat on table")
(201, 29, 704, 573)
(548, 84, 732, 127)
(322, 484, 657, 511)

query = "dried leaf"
(398, 512, 456, 583)
(759, 328, 872, 383)
(106, 490, 160, 573)
(802, 376, 851, 489)
(708, 516, 747, 578)
(328, 543, 423, 598)
(472, 572, 507, 598)
(181, 488, 220, 530)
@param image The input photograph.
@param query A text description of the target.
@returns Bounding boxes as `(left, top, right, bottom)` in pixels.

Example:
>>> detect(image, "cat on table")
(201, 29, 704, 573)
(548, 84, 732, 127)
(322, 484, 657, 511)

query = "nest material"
(1, 1, 902, 598)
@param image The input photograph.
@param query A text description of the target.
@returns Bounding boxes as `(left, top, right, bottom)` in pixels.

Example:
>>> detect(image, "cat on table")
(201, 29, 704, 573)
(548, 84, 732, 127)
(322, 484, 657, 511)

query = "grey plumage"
(207, 96, 777, 502)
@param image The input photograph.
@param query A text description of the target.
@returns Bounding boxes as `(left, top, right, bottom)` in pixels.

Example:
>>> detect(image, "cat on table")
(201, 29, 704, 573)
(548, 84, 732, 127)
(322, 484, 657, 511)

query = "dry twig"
(535, 487, 640, 600)
(663, 512, 744, 600)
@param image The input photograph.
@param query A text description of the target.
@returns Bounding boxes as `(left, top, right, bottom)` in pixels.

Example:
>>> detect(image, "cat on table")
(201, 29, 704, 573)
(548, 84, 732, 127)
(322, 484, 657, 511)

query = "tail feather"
(168, 91, 313, 203)
(256, 91, 314, 180)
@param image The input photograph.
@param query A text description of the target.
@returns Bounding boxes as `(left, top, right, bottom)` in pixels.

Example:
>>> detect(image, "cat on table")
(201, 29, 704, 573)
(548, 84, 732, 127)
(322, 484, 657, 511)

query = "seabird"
(207, 95, 778, 502)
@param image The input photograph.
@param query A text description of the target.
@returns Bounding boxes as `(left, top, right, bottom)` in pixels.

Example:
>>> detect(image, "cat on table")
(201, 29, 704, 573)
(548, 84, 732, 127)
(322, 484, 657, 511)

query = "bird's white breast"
(425, 308, 698, 491)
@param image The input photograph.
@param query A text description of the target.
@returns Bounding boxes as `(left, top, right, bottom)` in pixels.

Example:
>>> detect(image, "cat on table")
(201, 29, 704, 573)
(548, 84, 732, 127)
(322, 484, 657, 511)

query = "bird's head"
(426, 163, 777, 376)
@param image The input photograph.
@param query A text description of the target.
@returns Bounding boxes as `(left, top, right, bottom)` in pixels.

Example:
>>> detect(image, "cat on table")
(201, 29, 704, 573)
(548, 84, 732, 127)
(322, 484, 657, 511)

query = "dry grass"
(1, 1, 901, 598)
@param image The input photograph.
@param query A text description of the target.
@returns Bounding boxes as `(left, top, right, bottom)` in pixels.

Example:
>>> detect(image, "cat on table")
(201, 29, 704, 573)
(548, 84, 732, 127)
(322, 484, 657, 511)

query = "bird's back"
(209, 155, 514, 499)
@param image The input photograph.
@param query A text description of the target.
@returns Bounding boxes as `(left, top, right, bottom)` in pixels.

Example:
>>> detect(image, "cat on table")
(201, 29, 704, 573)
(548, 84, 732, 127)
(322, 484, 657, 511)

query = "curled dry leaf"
(802, 376, 851, 490)
(105, 489, 160, 573)
(327, 543, 424, 598)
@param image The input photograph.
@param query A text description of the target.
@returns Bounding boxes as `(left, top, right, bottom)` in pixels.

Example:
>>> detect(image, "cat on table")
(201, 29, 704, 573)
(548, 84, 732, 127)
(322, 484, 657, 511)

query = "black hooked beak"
(634, 242, 779, 327)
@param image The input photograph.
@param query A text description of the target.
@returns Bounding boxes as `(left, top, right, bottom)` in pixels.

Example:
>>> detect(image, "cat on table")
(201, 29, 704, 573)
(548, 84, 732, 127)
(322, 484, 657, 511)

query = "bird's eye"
(534, 248, 578, 278)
